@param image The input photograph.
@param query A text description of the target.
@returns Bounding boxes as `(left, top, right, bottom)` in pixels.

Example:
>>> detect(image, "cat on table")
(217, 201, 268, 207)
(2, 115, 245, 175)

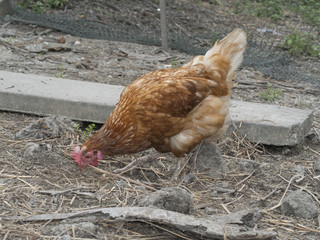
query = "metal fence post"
(160, 0, 168, 51)
(0, 0, 12, 19)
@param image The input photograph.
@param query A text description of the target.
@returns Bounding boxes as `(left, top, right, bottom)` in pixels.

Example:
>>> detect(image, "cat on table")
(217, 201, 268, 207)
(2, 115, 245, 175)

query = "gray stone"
(138, 187, 193, 214)
(210, 186, 234, 196)
(196, 142, 227, 178)
(314, 159, 320, 174)
(54, 235, 72, 240)
(24, 44, 46, 53)
(24, 142, 41, 157)
(0, 70, 313, 145)
(239, 159, 260, 173)
(183, 172, 195, 184)
(281, 190, 318, 219)
(294, 164, 305, 175)
(1, 29, 15, 38)
(42, 42, 72, 52)
(48, 222, 97, 237)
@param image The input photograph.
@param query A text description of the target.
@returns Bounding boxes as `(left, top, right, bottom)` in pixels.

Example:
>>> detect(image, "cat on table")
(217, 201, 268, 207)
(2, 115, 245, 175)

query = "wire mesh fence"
(2, 0, 320, 86)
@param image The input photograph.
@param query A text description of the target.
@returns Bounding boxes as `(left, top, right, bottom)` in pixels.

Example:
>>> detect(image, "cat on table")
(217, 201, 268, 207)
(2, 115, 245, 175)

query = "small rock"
(306, 133, 320, 144)
(58, 36, 66, 44)
(294, 165, 305, 175)
(216, 181, 229, 188)
(204, 207, 217, 215)
(138, 187, 193, 214)
(313, 159, 320, 174)
(259, 162, 270, 171)
(54, 235, 71, 240)
(25, 43, 47, 53)
(1, 29, 15, 38)
(183, 172, 195, 184)
(43, 42, 72, 52)
(281, 190, 318, 219)
(196, 142, 228, 178)
(211, 186, 234, 195)
(116, 180, 129, 188)
(48, 222, 97, 237)
(239, 159, 260, 173)
(24, 142, 41, 157)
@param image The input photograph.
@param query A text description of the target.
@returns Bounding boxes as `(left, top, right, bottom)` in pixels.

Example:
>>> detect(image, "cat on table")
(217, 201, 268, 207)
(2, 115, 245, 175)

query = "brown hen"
(72, 29, 247, 173)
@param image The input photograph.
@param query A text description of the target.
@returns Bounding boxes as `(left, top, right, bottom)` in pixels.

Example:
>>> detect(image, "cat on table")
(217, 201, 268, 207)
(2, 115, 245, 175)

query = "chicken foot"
(113, 152, 164, 174)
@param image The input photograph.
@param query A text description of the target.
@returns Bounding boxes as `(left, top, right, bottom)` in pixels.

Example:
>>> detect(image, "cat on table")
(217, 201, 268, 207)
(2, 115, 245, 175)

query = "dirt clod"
(138, 187, 193, 214)
(196, 142, 228, 178)
(15, 115, 75, 139)
(281, 190, 319, 219)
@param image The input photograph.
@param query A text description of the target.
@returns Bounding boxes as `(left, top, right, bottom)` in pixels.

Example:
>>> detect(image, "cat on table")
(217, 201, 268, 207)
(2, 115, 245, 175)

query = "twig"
(235, 171, 255, 186)
(91, 166, 156, 191)
(1, 207, 276, 240)
(267, 175, 298, 211)
(260, 182, 282, 201)
(221, 195, 244, 214)
(278, 175, 320, 205)
(37, 188, 89, 196)
(262, 219, 320, 234)
(17, 178, 35, 189)
(140, 220, 193, 240)
(308, 146, 320, 156)
(221, 204, 231, 214)
(0, 174, 35, 178)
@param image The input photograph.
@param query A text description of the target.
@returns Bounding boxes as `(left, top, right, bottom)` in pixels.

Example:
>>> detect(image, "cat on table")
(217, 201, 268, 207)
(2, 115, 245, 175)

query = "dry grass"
(0, 112, 319, 239)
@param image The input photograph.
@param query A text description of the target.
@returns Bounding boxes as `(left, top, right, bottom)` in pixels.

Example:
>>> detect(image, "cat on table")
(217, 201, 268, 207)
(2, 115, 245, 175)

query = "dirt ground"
(1, 1, 320, 239)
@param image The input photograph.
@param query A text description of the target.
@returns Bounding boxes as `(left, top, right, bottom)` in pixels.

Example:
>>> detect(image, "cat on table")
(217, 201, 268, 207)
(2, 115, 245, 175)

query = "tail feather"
(204, 29, 247, 81)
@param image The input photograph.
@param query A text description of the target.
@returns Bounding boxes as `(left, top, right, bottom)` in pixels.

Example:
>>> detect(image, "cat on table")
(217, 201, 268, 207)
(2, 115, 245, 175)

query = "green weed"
(210, 30, 220, 45)
(233, 0, 284, 22)
(171, 58, 179, 68)
(233, 0, 319, 25)
(54, 66, 65, 78)
(73, 123, 96, 140)
(289, 0, 320, 26)
(283, 31, 320, 58)
(259, 84, 282, 101)
(18, 0, 68, 13)
(297, 99, 311, 109)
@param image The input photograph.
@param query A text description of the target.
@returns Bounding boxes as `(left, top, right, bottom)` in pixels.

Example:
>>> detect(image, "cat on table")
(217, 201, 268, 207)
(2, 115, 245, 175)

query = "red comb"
(71, 146, 103, 168)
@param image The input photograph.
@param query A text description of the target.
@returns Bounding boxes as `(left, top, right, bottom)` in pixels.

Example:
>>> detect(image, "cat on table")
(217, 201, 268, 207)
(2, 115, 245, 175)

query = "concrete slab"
(229, 101, 313, 146)
(0, 70, 124, 123)
(0, 70, 313, 146)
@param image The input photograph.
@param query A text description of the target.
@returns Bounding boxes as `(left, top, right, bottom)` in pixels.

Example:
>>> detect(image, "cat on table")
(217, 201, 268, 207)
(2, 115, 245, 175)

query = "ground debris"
(138, 187, 193, 214)
(15, 115, 75, 139)
(1, 207, 277, 240)
(314, 159, 320, 174)
(196, 142, 228, 178)
(1, 2, 320, 238)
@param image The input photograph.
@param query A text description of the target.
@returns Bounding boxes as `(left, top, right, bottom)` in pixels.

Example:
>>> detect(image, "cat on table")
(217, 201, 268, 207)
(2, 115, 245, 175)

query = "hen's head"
(71, 146, 103, 169)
